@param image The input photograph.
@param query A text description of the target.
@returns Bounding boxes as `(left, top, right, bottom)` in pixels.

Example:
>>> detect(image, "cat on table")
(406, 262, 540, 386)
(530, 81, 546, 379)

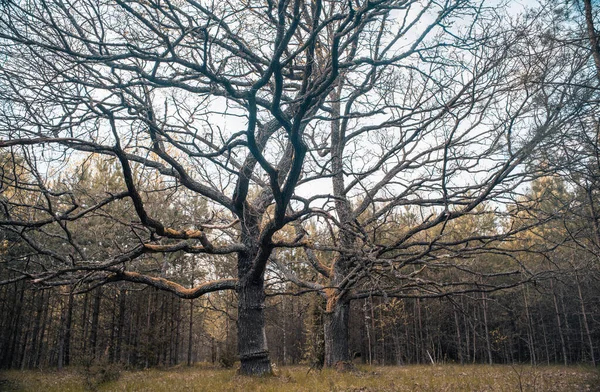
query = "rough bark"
(324, 299, 350, 367)
(237, 276, 272, 375)
(322, 84, 355, 370)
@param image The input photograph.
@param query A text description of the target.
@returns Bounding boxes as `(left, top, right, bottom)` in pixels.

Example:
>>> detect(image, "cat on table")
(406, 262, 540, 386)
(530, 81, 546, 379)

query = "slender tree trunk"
(559, 291, 572, 363)
(58, 295, 66, 370)
(159, 295, 167, 366)
(392, 327, 403, 365)
(371, 296, 377, 364)
(282, 298, 287, 366)
(363, 298, 372, 365)
(523, 286, 536, 365)
(472, 304, 477, 364)
(18, 291, 34, 370)
(463, 298, 471, 363)
(187, 298, 194, 366)
(28, 290, 44, 369)
(174, 298, 181, 365)
(551, 279, 568, 365)
(64, 292, 74, 367)
(482, 292, 493, 365)
(540, 316, 550, 365)
(453, 304, 464, 365)
(3, 283, 22, 368)
(115, 289, 126, 364)
(35, 291, 50, 368)
(0, 284, 12, 367)
(145, 290, 153, 368)
(575, 271, 596, 366)
(109, 293, 117, 364)
(8, 284, 26, 368)
(81, 291, 89, 355)
(90, 287, 102, 361)
(417, 298, 425, 364)
(404, 316, 411, 363)
(379, 302, 385, 365)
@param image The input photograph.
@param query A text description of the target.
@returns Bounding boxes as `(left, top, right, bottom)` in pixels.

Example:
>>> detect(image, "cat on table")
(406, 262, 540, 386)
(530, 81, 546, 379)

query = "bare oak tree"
(0, 0, 490, 375)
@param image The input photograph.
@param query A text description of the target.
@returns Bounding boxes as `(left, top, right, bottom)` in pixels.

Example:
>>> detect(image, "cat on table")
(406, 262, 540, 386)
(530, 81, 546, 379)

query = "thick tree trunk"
(324, 299, 350, 367)
(237, 277, 272, 375)
(325, 84, 354, 371)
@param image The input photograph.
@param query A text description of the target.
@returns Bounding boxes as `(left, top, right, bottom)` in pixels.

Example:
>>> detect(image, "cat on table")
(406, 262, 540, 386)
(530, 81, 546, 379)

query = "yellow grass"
(1, 364, 598, 392)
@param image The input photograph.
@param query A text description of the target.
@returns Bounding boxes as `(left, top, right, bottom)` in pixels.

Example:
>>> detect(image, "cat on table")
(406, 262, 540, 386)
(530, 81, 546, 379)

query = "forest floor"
(0, 363, 598, 392)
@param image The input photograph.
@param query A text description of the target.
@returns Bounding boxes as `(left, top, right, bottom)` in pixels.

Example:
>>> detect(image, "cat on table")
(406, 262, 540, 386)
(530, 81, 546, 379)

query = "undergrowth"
(0, 364, 598, 392)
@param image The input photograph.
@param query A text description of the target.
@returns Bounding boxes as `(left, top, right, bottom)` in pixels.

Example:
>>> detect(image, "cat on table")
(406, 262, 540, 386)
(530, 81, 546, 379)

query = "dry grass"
(1, 364, 598, 392)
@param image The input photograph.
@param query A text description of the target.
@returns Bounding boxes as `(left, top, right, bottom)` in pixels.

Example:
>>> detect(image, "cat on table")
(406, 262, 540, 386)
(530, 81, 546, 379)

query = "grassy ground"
(0, 364, 598, 392)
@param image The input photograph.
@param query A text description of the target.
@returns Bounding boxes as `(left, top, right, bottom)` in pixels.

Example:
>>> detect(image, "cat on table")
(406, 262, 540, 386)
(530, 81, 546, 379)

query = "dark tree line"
(1, 259, 598, 369)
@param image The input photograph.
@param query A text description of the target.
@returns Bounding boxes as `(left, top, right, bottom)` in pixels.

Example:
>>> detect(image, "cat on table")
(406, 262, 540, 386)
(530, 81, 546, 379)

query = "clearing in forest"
(0, 364, 598, 392)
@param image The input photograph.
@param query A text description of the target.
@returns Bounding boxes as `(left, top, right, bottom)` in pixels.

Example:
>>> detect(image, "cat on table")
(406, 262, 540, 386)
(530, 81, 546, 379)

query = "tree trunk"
(28, 290, 44, 369)
(187, 298, 193, 366)
(325, 83, 354, 370)
(551, 279, 568, 365)
(237, 277, 272, 375)
(90, 287, 102, 361)
(453, 304, 464, 365)
(523, 286, 536, 365)
(363, 298, 372, 365)
(64, 292, 74, 367)
(324, 299, 350, 367)
(115, 289, 126, 364)
(282, 297, 287, 366)
(575, 271, 596, 366)
(392, 327, 404, 365)
(7, 284, 26, 368)
(417, 298, 425, 364)
(57, 296, 66, 370)
(482, 292, 493, 365)
(173, 298, 181, 366)
(35, 291, 50, 368)
(81, 291, 89, 355)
